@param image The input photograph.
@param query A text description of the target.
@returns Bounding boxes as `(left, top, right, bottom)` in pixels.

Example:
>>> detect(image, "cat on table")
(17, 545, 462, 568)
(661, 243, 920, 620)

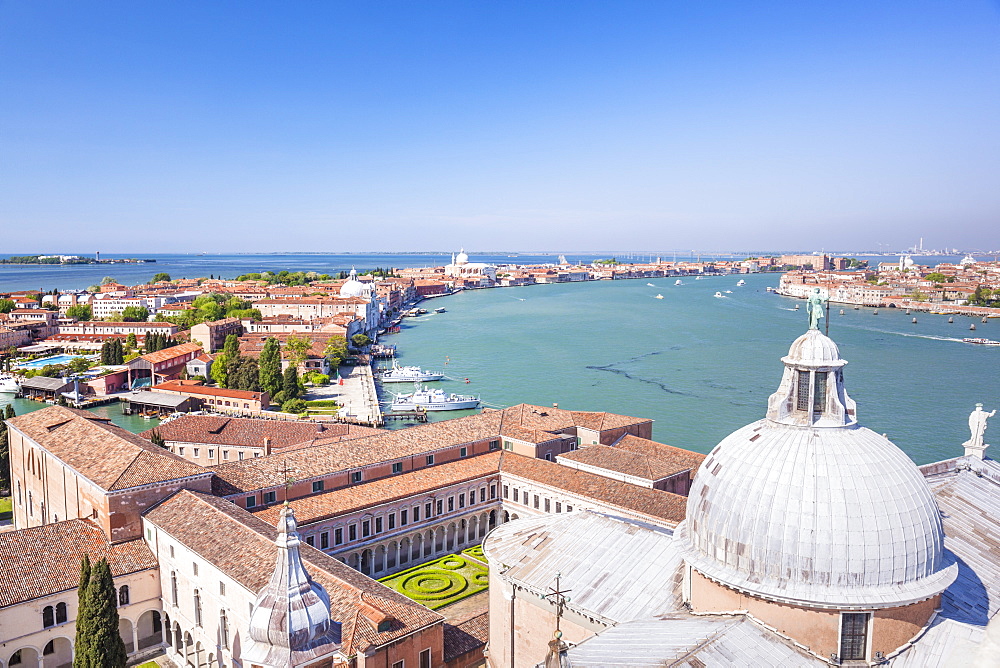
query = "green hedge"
(379, 553, 488, 610)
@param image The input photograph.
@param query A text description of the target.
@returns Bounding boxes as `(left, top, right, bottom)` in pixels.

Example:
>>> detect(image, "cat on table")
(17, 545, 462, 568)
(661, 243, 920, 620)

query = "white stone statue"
(964, 403, 996, 459)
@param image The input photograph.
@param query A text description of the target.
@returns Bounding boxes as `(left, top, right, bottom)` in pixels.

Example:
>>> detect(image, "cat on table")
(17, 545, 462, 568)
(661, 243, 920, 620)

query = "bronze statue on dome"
(807, 287, 827, 330)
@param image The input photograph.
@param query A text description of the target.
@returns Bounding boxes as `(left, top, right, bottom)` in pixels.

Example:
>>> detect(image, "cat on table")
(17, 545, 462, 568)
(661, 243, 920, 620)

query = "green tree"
(150, 272, 171, 283)
(924, 272, 948, 284)
(211, 353, 229, 388)
(284, 335, 312, 367)
(323, 336, 348, 369)
(100, 276, 117, 285)
(258, 337, 283, 396)
(125, 332, 137, 349)
(282, 366, 302, 400)
(65, 304, 93, 320)
(148, 429, 166, 448)
(351, 333, 372, 348)
(229, 357, 261, 392)
(281, 398, 307, 414)
(74, 557, 127, 668)
(0, 422, 10, 492)
(0, 298, 15, 314)
(4, 404, 15, 420)
(68, 357, 92, 374)
(120, 306, 149, 322)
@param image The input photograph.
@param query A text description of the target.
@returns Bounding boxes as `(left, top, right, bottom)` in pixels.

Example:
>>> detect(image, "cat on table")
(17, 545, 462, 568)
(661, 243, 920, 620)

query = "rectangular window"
(306, 535, 315, 546)
(840, 612, 870, 661)
(388, 513, 396, 530)
(513, 488, 519, 502)
(263, 491, 276, 504)
(419, 649, 431, 668)
(349, 524, 357, 541)
(481, 487, 487, 502)
(426, 454, 435, 466)
(208, 448, 215, 458)
(503, 485, 509, 499)
(375, 517, 383, 533)
(426, 502, 433, 518)
(223, 450, 229, 460)
(459, 493, 465, 508)
(436, 500, 443, 515)
(352, 471, 362, 484)
(193, 448, 199, 457)
(178, 447, 185, 455)
(321, 532, 329, 549)
(392, 462, 403, 474)
(330, 527, 342, 545)
(392, 662, 404, 668)
(489, 439, 499, 450)
(448, 497, 455, 512)
(238, 451, 245, 460)
(469, 491, 475, 505)
(556, 502, 562, 513)
(533, 495, 540, 509)
(566, 505, 573, 512)
(245, 496, 257, 508)
(490, 485, 496, 499)
(312, 480, 324, 493)
(220, 582, 225, 596)
(503, 440, 512, 451)
(545, 498, 551, 512)
(460, 446, 468, 457)
(814, 371, 828, 413)
(796, 370, 811, 411)
(362, 520, 371, 537)
(545, 453, 552, 461)
(413, 506, 420, 522)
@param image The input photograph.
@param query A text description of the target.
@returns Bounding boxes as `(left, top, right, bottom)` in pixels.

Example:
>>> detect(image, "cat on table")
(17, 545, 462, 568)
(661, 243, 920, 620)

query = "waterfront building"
(188, 317, 243, 353)
(124, 341, 204, 388)
(444, 250, 497, 287)
(151, 380, 271, 415)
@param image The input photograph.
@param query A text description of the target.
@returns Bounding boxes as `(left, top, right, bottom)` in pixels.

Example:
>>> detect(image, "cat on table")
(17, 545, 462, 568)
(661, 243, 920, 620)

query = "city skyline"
(2, 1, 998, 253)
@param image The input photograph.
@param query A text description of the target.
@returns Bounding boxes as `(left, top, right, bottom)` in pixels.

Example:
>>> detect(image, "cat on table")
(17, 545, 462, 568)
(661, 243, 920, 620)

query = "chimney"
(552, 403, 559, 409)
(263, 437, 271, 455)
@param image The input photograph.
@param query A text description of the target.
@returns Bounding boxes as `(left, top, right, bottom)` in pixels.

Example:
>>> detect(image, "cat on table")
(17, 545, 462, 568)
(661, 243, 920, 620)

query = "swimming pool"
(15, 354, 93, 369)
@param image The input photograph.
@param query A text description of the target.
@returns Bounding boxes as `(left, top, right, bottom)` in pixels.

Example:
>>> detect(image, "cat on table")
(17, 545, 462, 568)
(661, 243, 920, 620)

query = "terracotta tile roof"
(144, 490, 443, 655)
(140, 341, 203, 364)
(210, 411, 504, 494)
(557, 437, 705, 481)
(6, 406, 209, 491)
(498, 404, 650, 435)
(250, 453, 502, 525)
(443, 611, 488, 661)
(141, 415, 376, 451)
(499, 452, 687, 525)
(153, 381, 265, 402)
(0, 519, 157, 607)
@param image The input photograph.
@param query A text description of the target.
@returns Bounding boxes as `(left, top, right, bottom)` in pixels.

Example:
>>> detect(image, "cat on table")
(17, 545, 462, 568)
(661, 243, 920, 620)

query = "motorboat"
(675, 279, 683, 285)
(0, 373, 19, 393)
(391, 386, 480, 411)
(724, 290, 733, 294)
(736, 279, 746, 286)
(379, 363, 445, 383)
(963, 338, 1000, 346)
(434, 307, 446, 313)
(654, 294, 664, 299)
(647, 283, 655, 287)
(714, 292, 724, 298)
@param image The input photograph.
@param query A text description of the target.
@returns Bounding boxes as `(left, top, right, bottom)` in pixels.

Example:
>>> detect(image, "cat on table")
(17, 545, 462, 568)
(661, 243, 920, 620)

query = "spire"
(242, 504, 341, 666)
(765, 328, 857, 428)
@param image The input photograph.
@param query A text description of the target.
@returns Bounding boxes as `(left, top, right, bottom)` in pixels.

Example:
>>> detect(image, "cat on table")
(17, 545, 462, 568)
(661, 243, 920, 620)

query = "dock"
(303, 363, 384, 427)
(382, 409, 429, 423)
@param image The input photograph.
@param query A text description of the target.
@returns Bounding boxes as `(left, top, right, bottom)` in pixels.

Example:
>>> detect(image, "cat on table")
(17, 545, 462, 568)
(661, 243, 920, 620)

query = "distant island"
(0, 254, 155, 265)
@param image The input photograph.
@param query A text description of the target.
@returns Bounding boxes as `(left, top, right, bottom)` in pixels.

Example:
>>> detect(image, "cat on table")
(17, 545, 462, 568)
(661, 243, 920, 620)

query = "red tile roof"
(557, 436, 706, 481)
(141, 341, 203, 364)
(153, 381, 265, 402)
(0, 520, 157, 607)
(141, 415, 377, 451)
(6, 406, 209, 491)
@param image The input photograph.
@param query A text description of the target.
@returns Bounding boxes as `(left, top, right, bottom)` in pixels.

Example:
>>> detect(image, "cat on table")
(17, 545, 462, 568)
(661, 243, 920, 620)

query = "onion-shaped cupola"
(242, 503, 341, 666)
(674, 327, 957, 611)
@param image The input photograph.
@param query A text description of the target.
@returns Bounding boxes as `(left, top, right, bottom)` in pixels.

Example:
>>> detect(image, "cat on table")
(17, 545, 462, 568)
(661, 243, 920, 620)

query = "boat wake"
(848, 326, 966, 343)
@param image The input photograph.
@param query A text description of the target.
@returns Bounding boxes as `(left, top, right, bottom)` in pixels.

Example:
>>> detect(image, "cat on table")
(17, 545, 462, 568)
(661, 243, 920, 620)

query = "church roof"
(6, 406, 209, 491)
(143, 490, 443, 655)
(140, 414, 374, 451)
(556, 437, 705, 481)
(0, 519, 156, 608)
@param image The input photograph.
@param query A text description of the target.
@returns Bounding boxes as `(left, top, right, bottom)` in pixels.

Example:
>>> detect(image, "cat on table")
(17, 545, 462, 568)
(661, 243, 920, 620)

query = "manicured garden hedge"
(378, 553, 488, 610)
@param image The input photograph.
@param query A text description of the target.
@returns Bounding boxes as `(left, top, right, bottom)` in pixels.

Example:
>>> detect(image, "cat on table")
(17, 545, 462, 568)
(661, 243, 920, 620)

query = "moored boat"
(0, 373, 19, 393)
(391, 386, 480, 411)
(379, 363, 445, 383)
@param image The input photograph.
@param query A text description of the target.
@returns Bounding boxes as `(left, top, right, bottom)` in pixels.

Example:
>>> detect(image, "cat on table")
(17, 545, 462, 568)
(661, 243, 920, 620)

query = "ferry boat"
(379, 363, 445, 383)
(654, 294, 664, 299)
(0, 373, 19, 393)
(391, 386, 480, 411)
(736, 279, 746, 286)
(963, 338, 1000, 346)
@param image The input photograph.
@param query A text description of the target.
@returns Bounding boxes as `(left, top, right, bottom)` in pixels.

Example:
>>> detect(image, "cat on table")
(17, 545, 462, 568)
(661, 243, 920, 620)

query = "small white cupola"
(765, 328, 857, 427)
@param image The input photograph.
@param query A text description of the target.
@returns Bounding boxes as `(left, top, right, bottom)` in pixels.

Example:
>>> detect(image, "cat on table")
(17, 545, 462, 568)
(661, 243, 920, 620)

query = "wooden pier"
(382, 409, 428, 423)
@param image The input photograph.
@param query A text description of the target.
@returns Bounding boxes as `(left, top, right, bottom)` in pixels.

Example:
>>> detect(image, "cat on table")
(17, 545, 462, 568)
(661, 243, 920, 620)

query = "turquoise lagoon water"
(382, 273, 999, 465)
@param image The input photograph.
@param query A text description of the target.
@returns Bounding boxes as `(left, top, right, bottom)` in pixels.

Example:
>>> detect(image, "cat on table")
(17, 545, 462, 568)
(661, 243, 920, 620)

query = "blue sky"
(2, 1, 998, 253)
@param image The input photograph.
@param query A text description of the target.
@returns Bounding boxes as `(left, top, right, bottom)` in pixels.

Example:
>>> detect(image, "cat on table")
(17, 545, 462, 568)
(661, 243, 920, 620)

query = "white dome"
(675, 329, 957, 609)
(339, 268, 371, 298)
(455, 248, 469, 264)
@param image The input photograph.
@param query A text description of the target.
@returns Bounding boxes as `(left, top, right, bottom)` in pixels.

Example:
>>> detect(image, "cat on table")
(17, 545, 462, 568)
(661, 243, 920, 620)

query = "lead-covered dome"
(675, 329, 957, 609)
(339, 268, 371, 298)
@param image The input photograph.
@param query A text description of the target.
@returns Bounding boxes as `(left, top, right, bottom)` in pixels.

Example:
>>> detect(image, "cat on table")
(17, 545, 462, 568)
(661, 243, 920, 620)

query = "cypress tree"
(100, 341, 110, 366)
(258, 337, 282, 396)
(74, 555, 93, 667)
(222, 334, 241, 381)
(83, 559, 127, 667)
(0, 425, 9, 492)
(5, 404, 15, 419)
(282, 365, 301, 400)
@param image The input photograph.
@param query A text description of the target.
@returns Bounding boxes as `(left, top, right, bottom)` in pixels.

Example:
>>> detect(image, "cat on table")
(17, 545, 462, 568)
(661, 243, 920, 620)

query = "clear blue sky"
(2, 1, 998, 253)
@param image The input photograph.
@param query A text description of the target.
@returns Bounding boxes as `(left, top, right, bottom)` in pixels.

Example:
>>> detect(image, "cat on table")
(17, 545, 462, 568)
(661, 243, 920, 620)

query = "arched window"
(43, 605, 55, 628)
(219, 610, 229, 648)
(56, 601, 68, 624)
(194, 589, 203, 627)
(10, 649, 22, 665)
(171, 571, 178, 606)
(43, 640, 54, 656)
(118, 585, 130, 606)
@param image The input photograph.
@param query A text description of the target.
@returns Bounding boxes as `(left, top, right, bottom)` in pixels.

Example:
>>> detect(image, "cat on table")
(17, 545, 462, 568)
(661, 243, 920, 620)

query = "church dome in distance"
(455, 248, 469, 265)
(339, 268, 370, 298)
(675, 328, 957, 609)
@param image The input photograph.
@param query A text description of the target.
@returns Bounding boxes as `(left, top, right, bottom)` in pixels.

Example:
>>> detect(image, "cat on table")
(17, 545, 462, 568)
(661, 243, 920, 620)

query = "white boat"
(714, 292, 724, 298)
(737, 279, 746, 286)
(647, 283, 655, 287)
(654, 294, 664, 299)
(0, 373, 19, 393)
(675, 279, 683, 285)
(391, 386, 480, 411)
(379, 363, 445, 383)
(963, 338, 1000, 346)
(434, 307, 446, 313)
(724, 290, 733, 294)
